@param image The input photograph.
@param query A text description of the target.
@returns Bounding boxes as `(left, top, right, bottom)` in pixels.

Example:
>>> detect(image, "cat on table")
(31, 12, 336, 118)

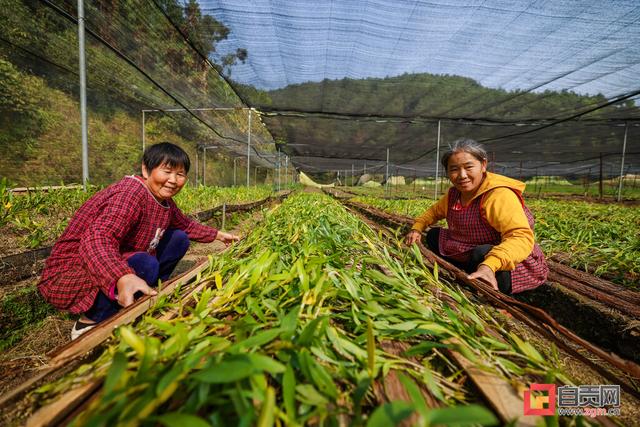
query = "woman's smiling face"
(142, 163, 188, 201)
(446, 151, 487, 195)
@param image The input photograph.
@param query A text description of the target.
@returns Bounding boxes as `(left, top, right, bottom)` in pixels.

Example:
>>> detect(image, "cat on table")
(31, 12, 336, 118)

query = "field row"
(1, 183, 636, 289)
(23, 192, 576, 426)
(352, 196, 640, 289)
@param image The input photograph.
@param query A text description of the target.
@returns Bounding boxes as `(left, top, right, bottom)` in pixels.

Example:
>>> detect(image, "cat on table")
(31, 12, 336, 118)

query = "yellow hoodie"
(411, 172, 535, 273)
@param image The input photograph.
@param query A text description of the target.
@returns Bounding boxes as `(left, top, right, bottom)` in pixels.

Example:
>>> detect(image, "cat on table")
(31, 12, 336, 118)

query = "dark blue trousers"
(85, 229, 189, 322)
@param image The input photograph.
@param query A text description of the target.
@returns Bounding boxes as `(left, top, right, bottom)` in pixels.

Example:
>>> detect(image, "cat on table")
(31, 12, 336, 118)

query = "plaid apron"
(439, 187, 547, 293)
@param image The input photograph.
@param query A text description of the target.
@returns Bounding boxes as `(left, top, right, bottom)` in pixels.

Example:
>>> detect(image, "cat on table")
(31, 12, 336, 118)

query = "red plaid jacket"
(38, 176, 218, 314)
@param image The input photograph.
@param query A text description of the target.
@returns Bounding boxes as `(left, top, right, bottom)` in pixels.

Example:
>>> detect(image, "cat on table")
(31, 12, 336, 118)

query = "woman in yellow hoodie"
(405, 139, 547, 294)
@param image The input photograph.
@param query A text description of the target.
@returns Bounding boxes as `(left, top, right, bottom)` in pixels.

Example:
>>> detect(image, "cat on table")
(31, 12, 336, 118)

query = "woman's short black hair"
(143, 142, 190, 173)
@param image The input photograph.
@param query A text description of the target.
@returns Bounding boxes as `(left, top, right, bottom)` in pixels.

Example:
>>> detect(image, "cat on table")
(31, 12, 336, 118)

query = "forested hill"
(0, 0, 249, 187)
(232, 73, 636, 171)
(241, 72, 622, 122)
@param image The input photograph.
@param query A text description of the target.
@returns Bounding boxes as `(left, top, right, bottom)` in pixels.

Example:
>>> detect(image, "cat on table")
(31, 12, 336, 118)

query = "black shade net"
(198, 0, 640, 178)
(2, 0, 639, 186)
(1, 0, 276, 186)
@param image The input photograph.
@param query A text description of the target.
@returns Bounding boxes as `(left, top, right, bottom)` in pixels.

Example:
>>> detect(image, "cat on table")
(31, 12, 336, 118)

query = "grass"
(0, 285, 64, 351)
(528, 199, 640, 288)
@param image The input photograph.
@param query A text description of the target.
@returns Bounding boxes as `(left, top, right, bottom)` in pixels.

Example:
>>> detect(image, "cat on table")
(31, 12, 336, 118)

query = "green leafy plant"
(355, 195, 639, 288)
(34, 193, 575, 426)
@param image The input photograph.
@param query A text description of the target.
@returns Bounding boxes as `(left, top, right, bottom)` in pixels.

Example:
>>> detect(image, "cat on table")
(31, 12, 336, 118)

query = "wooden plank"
(47, 259, 211, 365)
(26, 380, 100, 427)
(547, 271, 640, 318)
(10, 184, 84, 194)
(0, 259, 210, 410)
(547, 260, 640, 305)
(445, 340, 539, 427)
(0, 246, 52, 285)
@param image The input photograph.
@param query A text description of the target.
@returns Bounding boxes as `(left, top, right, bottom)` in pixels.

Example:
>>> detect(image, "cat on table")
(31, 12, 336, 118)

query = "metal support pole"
(221, 203, 226, 230)
(285, 156, 289, 188)
(203, 147, 207, 187)
(434, 120, 441, 199)
(78, 0, 89, 190)
(247, 109, 252, 186)
(277, 150, 281, 192)
(386, 148, 390, 193)
(195, 148, 199, 186)
(617, 123, 628, 202)
(351, 164, 354, 186)
(413, 170, 416, 194)
(599, 153, 603, 200)
(519, 160, 523, 181)
(233, 158, 237, 187)
(141, 110, 146, 154)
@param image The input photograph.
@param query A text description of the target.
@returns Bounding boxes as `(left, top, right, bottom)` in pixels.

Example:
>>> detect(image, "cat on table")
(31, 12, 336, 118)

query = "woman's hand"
(405, 230, 422, 245)
(216, 231, 240, 245)
(468, 264, 498, 290)
(116, 274, 157, 307)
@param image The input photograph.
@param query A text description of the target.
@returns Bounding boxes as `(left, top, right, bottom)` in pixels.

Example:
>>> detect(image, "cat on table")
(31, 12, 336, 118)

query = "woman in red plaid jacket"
(406, 139, 547, 295)
(38, 142, 239, 339)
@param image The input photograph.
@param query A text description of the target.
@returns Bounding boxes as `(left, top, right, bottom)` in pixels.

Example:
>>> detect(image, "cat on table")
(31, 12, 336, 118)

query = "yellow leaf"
(120, 326, 145, 357)
(214, 272, 223, 290)
(302, 290, 316, 305)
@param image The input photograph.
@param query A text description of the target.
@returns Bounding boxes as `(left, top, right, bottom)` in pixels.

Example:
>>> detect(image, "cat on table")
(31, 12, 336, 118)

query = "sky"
(200, 0, 640, 98)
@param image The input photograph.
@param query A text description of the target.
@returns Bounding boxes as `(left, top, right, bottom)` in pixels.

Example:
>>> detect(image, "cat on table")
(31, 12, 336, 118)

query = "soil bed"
(515, 283, 640, 363)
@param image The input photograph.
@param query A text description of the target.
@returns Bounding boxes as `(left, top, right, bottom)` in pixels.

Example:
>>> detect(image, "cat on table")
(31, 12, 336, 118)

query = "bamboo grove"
(29, 193, 581, 426)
